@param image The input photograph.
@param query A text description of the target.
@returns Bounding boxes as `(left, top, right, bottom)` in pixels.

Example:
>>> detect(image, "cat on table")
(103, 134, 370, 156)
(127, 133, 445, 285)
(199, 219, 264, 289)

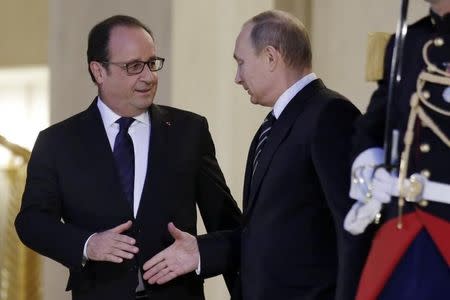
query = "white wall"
(0, 0, 48, 66)
(171, 0, 274, 217)
(311, 0, 429, 111)
(170, 1, 274, 298)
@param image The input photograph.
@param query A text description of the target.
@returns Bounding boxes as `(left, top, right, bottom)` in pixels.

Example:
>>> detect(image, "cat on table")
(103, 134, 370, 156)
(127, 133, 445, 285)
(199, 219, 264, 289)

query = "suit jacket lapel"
(244, 79, 325, 216)
(243, 134, 258, 211)
(79, 98, 132, 216)
(136, 104, 171, 220)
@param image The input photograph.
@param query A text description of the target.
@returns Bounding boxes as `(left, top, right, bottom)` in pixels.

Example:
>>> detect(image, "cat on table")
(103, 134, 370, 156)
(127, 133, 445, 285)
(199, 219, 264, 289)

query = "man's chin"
(250, 96, 258, 105)
(133, 95, 154, 109)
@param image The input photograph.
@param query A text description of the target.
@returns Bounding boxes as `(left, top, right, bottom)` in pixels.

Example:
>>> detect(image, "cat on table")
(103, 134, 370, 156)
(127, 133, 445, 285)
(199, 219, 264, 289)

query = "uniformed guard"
(344, 0, 450, 299)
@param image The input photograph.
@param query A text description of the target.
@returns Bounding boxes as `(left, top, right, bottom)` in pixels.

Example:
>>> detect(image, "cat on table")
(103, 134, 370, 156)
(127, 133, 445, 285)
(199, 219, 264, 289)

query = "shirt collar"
(272, 73, 317, 119)
(96, 96, 150, 128)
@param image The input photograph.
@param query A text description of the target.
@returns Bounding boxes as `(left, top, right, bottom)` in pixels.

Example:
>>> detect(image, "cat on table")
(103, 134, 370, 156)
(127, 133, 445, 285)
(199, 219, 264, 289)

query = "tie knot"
(116, 117, 135, 131)
(264, 111, 276, 126)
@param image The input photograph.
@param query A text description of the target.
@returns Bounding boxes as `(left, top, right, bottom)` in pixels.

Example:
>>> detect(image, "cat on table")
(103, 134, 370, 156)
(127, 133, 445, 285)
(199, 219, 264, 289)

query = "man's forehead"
(238, 23, 252, 41)
(108, 26, 154, 53)
(109, 25, 153, 40)
(234, 35, 256, 62)
(108, 26, 155, 56)
(233, 42, 246, 61)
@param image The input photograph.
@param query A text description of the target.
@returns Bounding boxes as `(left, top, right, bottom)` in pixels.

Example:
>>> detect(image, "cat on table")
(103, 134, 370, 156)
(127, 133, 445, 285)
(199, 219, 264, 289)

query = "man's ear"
(264, 45, 280, 71)
(90, 61, 106, 84)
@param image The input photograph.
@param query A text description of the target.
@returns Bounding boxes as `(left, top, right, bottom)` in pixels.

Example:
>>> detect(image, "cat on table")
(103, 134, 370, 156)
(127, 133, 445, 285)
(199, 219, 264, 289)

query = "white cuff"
(195, 254, 201, 275)
(82, 233, 96, 266)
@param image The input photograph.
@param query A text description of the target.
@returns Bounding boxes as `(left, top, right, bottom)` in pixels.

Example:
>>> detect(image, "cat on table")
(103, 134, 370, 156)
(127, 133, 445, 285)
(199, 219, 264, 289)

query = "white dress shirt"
(97, 97, 151, 217)
(272, 72, 317, 119)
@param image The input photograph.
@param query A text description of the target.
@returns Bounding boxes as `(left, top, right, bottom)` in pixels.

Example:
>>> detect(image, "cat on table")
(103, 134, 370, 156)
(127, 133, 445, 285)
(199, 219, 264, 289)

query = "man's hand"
(86, 220, 139, 263)
(143, 222, 199, 285)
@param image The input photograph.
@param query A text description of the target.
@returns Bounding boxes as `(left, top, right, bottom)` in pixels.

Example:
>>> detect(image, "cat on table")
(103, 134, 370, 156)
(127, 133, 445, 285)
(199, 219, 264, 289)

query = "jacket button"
(419, 143, 430, 153)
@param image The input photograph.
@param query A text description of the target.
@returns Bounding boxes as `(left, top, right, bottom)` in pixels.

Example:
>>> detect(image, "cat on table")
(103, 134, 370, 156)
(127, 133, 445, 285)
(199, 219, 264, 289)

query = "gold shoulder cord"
(396, 38, 450, 229)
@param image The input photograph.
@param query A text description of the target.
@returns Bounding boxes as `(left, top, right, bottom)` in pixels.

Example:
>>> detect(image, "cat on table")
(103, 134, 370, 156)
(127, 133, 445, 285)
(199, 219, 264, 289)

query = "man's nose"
(234, 71, 241, 84)
(140, 63, 155, 81)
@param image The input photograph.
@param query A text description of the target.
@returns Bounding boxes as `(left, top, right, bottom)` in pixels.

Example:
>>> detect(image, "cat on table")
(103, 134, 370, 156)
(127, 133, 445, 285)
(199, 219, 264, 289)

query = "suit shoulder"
(387, 16, 431, 43)
(320, 87, 349, 102)
(156, 104, 206, 123)
(409, 15, 432, 33)
(318, 87, 360, 114)
(39, 110, 87, 138)
(400, 16, 433, 45)
(385, 15, 431, 59)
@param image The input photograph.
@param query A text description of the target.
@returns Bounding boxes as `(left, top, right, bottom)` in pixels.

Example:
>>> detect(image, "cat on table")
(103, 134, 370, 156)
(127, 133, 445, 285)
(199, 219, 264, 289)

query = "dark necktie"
(113, 117, 135, 209)
(252, 111, 276, 176)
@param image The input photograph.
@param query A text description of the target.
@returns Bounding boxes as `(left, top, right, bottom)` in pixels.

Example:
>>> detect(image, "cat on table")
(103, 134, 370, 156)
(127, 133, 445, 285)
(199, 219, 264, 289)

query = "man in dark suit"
(15, 15, 241, 300)
(345, 1, 450, 299)
(142, 10, 373, 300)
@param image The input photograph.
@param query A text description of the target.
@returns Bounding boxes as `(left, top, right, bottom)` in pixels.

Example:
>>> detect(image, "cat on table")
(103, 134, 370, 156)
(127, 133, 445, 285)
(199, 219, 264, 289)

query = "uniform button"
(421, 169, 431, 178)
(419, 143, 430, 153)
(434, 37, 444, 46)
(419, 200, 429, 207)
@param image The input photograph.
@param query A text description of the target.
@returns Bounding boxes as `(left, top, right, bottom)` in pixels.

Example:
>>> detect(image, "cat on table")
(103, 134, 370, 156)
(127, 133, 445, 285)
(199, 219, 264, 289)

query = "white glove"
(349, 148, 384, 202)
(344, 200, 382, 235)
(371, 167, 399, 202)
(345, 166, 398, 235)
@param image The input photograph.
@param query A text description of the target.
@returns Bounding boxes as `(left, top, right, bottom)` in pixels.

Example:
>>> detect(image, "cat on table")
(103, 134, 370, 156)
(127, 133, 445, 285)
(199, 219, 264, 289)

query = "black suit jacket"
(198, 79, 373, 300)
(15, 99, 241, 300)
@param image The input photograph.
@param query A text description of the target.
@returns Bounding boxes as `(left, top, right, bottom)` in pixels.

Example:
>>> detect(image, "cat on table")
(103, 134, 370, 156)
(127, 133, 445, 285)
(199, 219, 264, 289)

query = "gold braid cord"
(396, 38, 450, 229)
(0, 161, 42, 299)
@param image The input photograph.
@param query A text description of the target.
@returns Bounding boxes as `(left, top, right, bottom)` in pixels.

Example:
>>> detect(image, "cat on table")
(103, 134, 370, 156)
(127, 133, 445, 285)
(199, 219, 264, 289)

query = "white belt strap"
(402, 173, 450, 205)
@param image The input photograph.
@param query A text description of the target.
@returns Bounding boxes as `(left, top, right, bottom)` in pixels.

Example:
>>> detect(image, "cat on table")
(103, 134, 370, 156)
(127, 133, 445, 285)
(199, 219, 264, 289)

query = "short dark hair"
(87, 15, 154, 83)
(247, 10, 312, 70)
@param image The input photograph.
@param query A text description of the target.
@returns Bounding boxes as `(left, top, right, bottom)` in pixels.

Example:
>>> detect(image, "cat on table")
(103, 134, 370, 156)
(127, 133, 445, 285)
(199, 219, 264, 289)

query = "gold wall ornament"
(0, 143, 42, 300)
(0, 135, 30, 162)
(365, 32, 391, 82)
